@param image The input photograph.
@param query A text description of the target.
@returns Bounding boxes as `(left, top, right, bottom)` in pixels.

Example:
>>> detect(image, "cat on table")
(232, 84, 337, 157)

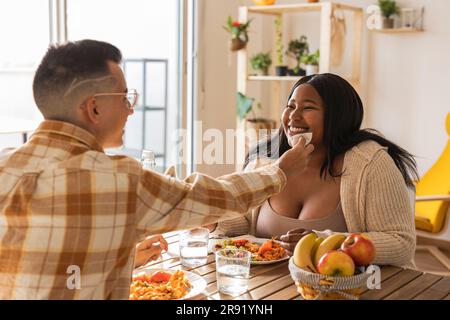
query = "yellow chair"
(415, 112, 450, 275)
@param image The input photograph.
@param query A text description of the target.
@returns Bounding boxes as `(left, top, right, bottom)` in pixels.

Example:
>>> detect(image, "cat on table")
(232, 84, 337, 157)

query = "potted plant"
(274, 16, 288, 76)
(301, 49, 320, 76)
(250, 52, 272, 76)
(237, 92, 276, 134)
(286, 35, 309, 76)
(378, 0, 400, 29)
(223, 16, 252, 51)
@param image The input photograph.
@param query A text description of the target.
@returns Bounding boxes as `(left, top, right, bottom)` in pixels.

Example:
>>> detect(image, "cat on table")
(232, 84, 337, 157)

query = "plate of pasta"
(130, 268, 206, 300)
(210, 235, 288, 265)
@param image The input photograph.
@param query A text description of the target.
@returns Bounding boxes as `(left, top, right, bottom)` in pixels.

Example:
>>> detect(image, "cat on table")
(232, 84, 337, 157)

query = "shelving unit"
(371, 28, 423, 33)
(235, 2, 364, 169)
(247, 75, 301, 81)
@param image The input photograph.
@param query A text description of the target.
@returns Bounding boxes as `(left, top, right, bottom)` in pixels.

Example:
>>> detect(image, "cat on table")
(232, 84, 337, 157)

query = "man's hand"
(203, 223, 217, 233)
(134, 234, 169, 268)
(276, 137, 314, 179)
(279, 228, 312, 256)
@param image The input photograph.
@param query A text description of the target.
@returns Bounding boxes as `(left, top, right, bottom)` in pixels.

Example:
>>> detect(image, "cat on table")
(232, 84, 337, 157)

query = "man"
(0, 39, 313, 299)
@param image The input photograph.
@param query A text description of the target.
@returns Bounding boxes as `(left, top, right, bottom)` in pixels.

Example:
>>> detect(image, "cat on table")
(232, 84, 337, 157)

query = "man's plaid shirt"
(0, 120, 286, 299)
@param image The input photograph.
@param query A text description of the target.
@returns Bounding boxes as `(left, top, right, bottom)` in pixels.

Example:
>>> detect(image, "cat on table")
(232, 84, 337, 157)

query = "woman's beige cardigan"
(217, 141, 416, 268)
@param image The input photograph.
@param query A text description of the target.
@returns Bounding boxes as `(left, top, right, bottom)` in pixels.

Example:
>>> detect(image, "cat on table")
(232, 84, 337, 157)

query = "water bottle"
(140, 149, 156, 170)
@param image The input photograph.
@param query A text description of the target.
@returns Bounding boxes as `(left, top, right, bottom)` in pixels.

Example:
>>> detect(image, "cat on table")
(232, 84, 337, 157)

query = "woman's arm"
(360, 150, 416, 267)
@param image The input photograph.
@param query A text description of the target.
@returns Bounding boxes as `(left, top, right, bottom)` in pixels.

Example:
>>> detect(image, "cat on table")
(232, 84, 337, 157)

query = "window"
(0, 0, 48, 148)
(0, 0, 185, 174)
(67, 0, 182, 172)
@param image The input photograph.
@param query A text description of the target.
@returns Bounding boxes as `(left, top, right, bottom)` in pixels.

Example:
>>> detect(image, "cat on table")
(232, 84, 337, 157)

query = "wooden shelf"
(247, 2, 362, 15)
(371, 28, 423, 33)
(247, 75, 302, 81)
(248, 75, 358, 85)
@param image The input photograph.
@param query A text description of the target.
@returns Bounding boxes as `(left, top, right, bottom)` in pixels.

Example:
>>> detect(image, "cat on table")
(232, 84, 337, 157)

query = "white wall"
(195, 0, 254, 176)
(361, 0, 449, 176)
(196, 0, 449, 177)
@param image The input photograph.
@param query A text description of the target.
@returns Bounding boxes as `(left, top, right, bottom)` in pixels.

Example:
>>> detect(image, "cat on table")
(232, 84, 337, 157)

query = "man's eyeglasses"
(93, 89, 139, 110)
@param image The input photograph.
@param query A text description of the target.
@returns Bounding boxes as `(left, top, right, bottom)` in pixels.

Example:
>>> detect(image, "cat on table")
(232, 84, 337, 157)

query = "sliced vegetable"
(258, 240, 273, 255)
(232, 239, 249, 246)
(149, 271, 172, 283)
(133, 275, 148, 283)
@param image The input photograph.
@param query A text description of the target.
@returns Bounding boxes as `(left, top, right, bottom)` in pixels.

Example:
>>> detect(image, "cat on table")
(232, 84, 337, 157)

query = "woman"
(217, 73, 418, 268)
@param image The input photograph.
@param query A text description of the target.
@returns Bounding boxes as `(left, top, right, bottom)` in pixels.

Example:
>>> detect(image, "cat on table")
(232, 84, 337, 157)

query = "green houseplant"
(378, 0, 400, 29)
(274, 16, 287, 76)
(237, 92, 258, 121)
(286, 35, 309, 76)
(301, 49, 320, 75)
(236, 92, 276, 138)
(223, 16, 252, 51)
(250, 52, 272, 75)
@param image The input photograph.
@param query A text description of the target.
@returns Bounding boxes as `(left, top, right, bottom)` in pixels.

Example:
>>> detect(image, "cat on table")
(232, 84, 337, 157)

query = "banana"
(310, 237, 324, 263)
(313, 233, 347, 268)
(293, 233, 318, 273)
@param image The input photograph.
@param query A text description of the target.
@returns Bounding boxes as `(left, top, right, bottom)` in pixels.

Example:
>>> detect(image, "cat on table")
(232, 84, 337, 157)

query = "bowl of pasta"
(210, 235, 288, 265)
(130, 268, 207, 300)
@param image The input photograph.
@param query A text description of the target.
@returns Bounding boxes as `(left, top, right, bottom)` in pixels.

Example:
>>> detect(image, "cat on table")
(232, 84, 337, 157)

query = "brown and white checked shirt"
(0, 120, 286, 299)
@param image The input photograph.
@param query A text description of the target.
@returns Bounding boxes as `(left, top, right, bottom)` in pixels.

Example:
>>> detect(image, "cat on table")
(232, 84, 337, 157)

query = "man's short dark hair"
(33, 39, 122, 119)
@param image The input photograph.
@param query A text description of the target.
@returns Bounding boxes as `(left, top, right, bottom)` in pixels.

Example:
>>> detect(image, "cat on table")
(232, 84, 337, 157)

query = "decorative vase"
(382, 17, 394, 29)
(305, 64, 319, 76)
(287, 68, 306, 76)
(230, 38, 247, 51)
(275, 66, 288, 76)
(252, 0, 276, 5)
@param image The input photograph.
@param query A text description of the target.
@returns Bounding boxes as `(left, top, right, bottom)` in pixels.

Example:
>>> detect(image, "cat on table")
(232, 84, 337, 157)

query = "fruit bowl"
(288, 257, 372, 300)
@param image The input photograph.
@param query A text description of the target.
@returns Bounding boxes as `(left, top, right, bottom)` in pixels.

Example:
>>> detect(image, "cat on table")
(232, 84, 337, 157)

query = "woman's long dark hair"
(245, 73, 419, 188)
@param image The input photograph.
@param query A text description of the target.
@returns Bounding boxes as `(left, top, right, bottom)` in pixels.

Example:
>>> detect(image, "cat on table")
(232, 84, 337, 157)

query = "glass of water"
(215, 249, 251, 296)
(179, 227, 209, 267)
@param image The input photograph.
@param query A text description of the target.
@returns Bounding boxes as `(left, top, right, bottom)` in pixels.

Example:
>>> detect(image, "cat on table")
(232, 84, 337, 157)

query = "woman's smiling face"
(282, 83, 325, 148)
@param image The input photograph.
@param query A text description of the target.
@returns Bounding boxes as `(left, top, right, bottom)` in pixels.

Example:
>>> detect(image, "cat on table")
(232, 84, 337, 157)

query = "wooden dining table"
(136, 231, 450, 300)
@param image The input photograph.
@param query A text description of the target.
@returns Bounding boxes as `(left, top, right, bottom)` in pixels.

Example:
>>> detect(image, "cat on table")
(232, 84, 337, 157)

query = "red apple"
(317, 250, 355, 277)
(340, 233, 376, 266)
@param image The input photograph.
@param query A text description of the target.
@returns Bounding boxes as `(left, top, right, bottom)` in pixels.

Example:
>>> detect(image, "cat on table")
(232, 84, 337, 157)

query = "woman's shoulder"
(345, 140, 388, 164)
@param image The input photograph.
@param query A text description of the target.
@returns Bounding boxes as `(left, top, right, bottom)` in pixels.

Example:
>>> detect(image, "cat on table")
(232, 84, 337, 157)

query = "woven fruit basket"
(288, 257, 371, 300)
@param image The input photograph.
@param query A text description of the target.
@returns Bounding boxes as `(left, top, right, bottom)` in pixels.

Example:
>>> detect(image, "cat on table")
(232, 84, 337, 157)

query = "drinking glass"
(215, 249, 251, 296)
(179, 227, 209, 267)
